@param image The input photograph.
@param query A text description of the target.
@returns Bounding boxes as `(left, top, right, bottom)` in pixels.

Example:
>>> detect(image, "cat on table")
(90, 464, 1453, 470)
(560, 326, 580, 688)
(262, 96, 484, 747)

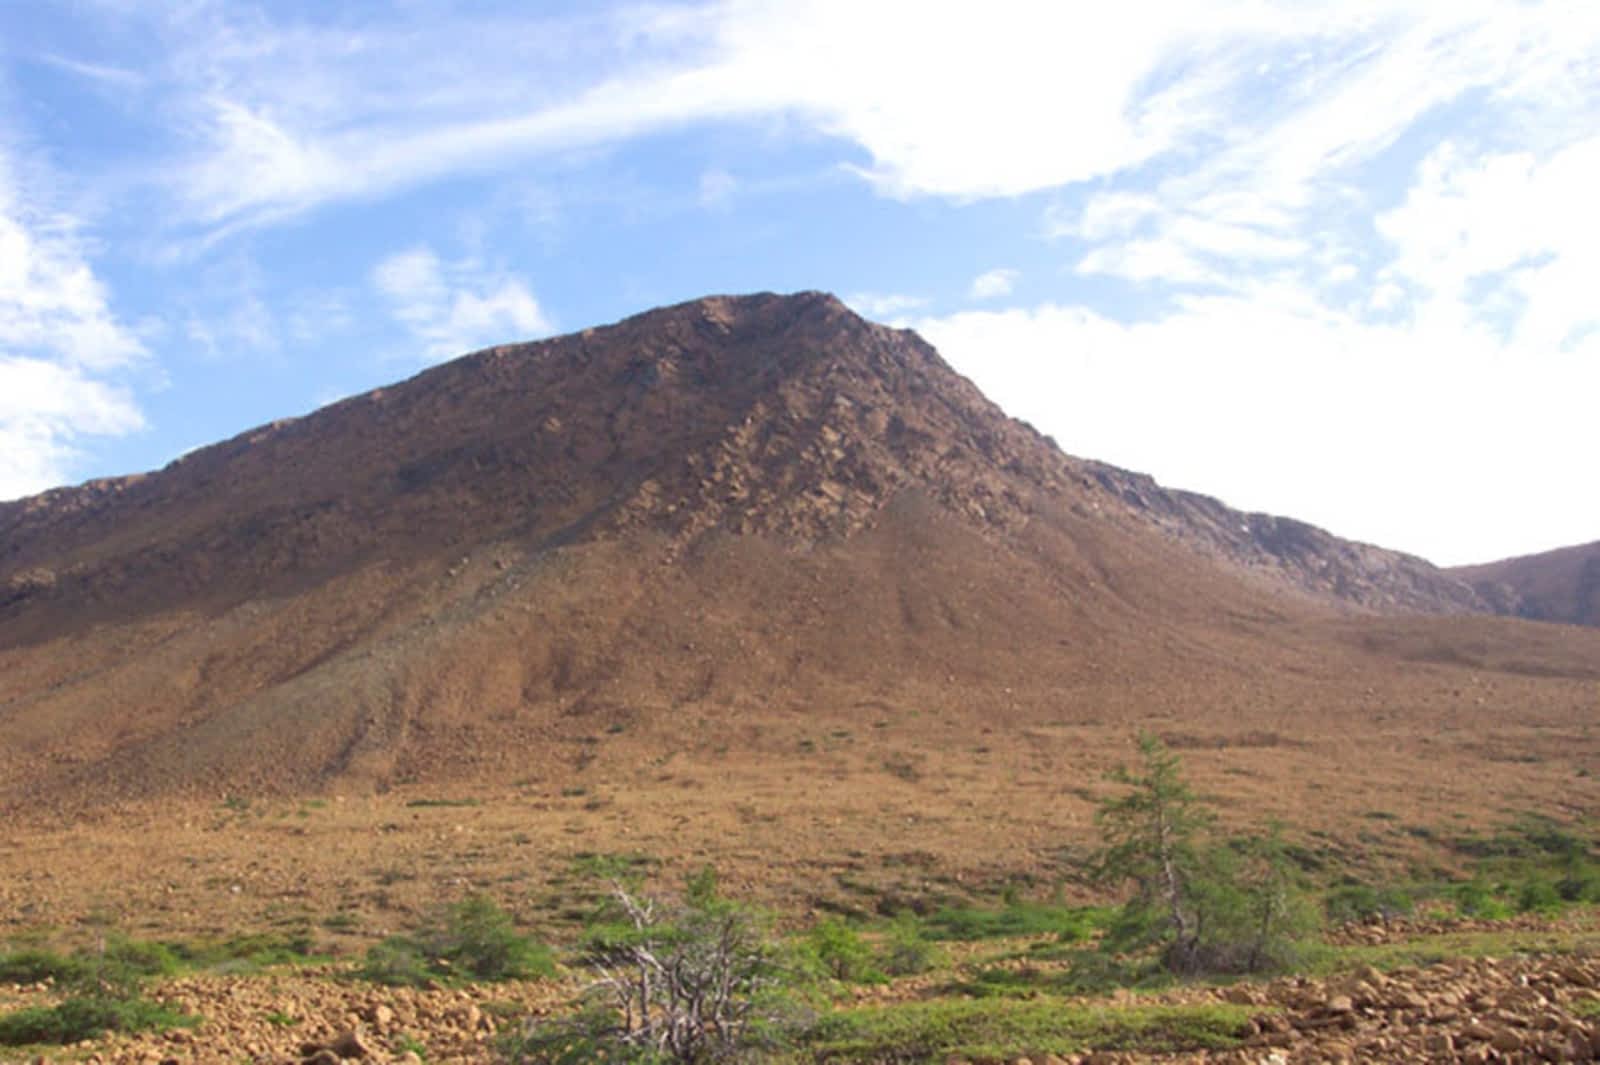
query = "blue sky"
(1, 1, 1596, 565)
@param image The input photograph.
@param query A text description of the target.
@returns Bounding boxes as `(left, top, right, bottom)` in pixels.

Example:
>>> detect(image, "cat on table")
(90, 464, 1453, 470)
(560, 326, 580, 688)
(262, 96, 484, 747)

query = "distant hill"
(1452, 540, 1600, 628)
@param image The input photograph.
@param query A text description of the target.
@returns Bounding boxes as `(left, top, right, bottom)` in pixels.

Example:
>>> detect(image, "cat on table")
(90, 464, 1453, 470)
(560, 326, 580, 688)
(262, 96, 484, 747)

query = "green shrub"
(0, 937, 200, 1047)
(0, 938, 180, 998)
(1558, 862, 1600, 903)
(0, 994, 193, 1046)
(361, 936, 435, 987)
(0, 949, 87, 987)
(1516, 877, 1563, 914)
(425, 896, 554, 982)
(804, 918, 884, 984)
(1447, 879, 1513, 919)
(361, 896, 553, 986)
(877, 914, 946, 977)
(1324, 883, 1414, 926)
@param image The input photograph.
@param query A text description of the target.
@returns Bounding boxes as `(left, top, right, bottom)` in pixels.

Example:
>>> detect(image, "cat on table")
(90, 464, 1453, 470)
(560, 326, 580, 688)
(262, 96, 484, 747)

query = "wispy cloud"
(1053, 5, 1599, 301)
(969, 269, 1019, 300)
(372, 245, 552, 362)
(63, 2, 1592, 252)
(36, 53, 146, 88)
(1376, 137, 1600, 352)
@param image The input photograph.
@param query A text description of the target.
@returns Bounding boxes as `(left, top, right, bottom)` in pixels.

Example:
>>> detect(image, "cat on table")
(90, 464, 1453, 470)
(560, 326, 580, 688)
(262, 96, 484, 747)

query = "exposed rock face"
(1081, 463, 1484, 615)
(1452, 540, 1600, 628)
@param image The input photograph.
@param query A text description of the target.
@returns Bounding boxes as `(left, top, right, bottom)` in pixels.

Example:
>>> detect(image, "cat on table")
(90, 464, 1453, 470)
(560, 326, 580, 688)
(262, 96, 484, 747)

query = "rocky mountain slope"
(0, 292, 1481, 626)
(1452, 540, 1600, 628)
(0, 292, 1591, 809)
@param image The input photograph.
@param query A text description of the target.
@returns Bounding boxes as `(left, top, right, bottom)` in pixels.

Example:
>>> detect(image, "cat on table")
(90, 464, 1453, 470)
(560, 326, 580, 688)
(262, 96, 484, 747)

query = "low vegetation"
(361, 895, 555, 986)
(805, 999, 1256, 1061)
(503, 870, 806, 1064)
(1092, 733, 1321, 977)
(0, 938, 195, 1046)
(5, 737, 1599, 1061)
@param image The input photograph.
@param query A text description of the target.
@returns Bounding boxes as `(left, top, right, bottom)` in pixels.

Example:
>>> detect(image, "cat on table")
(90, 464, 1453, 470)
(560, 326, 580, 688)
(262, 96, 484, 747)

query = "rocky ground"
(2, 972, 563, 1065)
(8, 916, 1600, 1063)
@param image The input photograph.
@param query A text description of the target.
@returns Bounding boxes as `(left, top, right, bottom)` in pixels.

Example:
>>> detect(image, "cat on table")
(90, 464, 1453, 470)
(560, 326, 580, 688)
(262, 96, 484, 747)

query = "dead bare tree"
(507, 882, 803, 1064)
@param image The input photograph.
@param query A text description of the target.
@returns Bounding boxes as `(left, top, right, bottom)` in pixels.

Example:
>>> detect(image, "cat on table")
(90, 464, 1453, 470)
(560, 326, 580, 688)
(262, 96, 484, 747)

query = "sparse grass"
(1315, 815, 1600, 927)
(1316, 926, 1596, 975)
(941, 953, 1162, 999)
(920, 902, 1109, 943)
(394, 1033, 430, 1060)
(567, 850, 658, 883)
(321, 912, 361, 933)
(404, 798, 483, 809)
(802, 998, 1254, 1061)
(163, 930, 320, 972)
(881, 756, 921, 782)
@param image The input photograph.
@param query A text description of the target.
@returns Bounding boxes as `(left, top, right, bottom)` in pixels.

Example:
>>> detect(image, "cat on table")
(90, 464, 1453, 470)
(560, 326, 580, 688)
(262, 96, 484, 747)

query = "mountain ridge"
(2, 291, 1488, 626)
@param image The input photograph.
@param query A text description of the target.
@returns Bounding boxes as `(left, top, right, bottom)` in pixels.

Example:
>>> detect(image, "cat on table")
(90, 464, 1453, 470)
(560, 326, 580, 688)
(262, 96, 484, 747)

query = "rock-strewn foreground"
(8, 915, 1600, 1064)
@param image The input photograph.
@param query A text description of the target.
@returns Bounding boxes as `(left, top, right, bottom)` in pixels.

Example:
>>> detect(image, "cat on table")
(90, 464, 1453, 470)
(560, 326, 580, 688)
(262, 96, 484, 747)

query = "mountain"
(0, 293, 1482, 626)
(1452, 540, 1600, 628)
(1, 291, 1593, 811)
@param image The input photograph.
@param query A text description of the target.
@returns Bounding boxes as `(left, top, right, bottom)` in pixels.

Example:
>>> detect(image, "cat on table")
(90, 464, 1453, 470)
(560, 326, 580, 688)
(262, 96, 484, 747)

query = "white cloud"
(1376, 137, 1600, 352)
(372, 245, 552, 361)
(1078, 241, 1220, 286)
(0, 358, 144, 498)
(845, 292, 928, 321)
(969, 268, 1019, 300)
(915, 290, 1599, 566)
(0, 155, 146, 498)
